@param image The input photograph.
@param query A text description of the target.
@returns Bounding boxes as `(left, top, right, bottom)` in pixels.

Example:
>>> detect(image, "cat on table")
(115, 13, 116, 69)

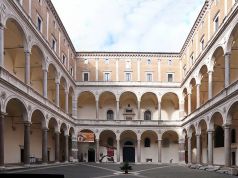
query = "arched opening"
(30, 110, 46, 163)
(199, 65, 208, 105)
(47, 64, 57, 104)
(183, 88, 188, 115)
(190, 78, 197, 112)
(120, 130, 137, 162)
(59, 123, 68, 162)
(161, 92, 179, 120)
(141, 92, 158, 121)
(227, 101, 238, 166)
(210, 112, 224, 165)
(119, 92, 138, 120)
(141, 130, 158, 163)
(59, 77, 67, 111)
(212, 47, 225, 97)
(77, 92, 96, 120)
(48, 118, 58, 162)
(30, 45, 44, 95)
(107, 110, 114, 120)
(228, 24, 238, 85)
(161, 130, 179, 163)
(99, 130, 116, 163)
(99, 92, 116, 120)
(4, 98, 27, 164)
(4, 18, 26, 83)
(198, 119, 208, 164)
(78, 129, 96, 162)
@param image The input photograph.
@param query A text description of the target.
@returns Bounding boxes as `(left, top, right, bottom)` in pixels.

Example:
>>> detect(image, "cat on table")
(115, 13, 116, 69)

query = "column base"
(41, 162, 48, 165)
(24, 164, 30, 167)
(0, 166, 5, 170)
(55, 161, 60, 164)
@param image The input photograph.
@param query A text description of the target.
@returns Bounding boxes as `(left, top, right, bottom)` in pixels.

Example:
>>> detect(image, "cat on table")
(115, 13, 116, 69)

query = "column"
(29, 0, 32, 17)
(196, 134, 201, 164)
(158, 139, 162, 163)
(96, 99, 99, 120)
(137, 100, 141, 120)
(42, 128, 48, 164)
(179, 139, 185, 163)
(158, 100, 161, 120)
(207, 130, 213, 165)
(72, 95, 77, 119)
(65, 135, 69, 162)
(24, 122, 31, 166)
(196, 84, 200, 108)
(224, 53, 231, 88)
(208, 71, 213, 100)
(71, 136, 78, 162)
(224, 125, 231, 167)
(116, 100, 119, 120)
(179, 100, 185, 118)
(43, 69, 48, 98)
(96, 139, 99, 163)
(0, 113, 6, 167)
(188, 93, 191, 115)
(55, 81, 60, 107)
(25, 51, 31, 85)
(137, 139, 141, 163)
(188, 136, 192, 164)
(116, 139, 120, 163)
(55, 132, 60, 163)
(65, 90, 69, 114)
(0, 24, 4, 67)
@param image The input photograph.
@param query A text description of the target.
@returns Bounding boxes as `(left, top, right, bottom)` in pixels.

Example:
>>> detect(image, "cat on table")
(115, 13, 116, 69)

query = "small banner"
(78, 132, 95, 142)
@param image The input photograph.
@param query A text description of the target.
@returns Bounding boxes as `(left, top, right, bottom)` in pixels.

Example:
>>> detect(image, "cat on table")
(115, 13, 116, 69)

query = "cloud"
(51, 0, 204, 52)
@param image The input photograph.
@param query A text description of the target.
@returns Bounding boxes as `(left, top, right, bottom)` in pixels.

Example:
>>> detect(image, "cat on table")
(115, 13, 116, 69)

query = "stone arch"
(161, 92, 179, 120)
(68, 86, 74, 115)
(59, 76, 68, 111)
(141, 92, 158, 121)
(182, 87, 188, 115)
(189, 78, 197, 112)
(47, 63, 58, 103)
(30, 108, 46, 128)
(99, 91, 116, 120)
(198, 65, 209, 105)
(48, 117, 59, 132)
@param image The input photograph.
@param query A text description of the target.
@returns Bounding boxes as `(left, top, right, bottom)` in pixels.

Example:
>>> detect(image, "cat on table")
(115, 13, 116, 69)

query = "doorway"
(123, 141, 135, 162)
(88, 149, 95, 162)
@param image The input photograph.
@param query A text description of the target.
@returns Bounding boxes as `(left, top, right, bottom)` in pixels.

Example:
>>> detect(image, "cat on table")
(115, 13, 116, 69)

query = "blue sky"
(51, 0, 205, 52)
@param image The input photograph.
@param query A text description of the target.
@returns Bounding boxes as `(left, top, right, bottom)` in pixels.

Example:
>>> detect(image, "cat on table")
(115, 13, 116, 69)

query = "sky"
(51, 0, 205, 52)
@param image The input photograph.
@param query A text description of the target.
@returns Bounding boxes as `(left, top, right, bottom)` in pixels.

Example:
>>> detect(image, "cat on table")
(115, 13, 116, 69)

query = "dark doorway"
(20, 148, 24, 163)
(123, 141, 135, 162)
(232, 151, 236, 166)
(88, 149, 95, 162)
(48, 150, 50, 162)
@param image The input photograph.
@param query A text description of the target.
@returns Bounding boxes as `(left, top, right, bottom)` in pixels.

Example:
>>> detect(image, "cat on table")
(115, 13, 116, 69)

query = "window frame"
(36, 14, 43, 32)
(167, 73, 174, 82)
(146, 72, 153, 82)
(104, 72, 111, 82)
(125, 72, 132, 81)
(82, 72, 90, 82)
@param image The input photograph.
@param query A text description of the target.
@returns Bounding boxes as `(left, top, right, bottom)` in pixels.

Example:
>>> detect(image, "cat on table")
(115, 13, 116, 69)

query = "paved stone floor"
(1, 163, 238, 178)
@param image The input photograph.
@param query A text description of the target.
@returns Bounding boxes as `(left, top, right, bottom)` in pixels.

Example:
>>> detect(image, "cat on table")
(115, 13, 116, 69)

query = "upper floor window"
(51, 36, 57, 52)
(17, 0, 23, 5)
(104, 58, 109, 64)
(147, 59, 151, 65)
(190, 53, 194, 65)
(146, 73, 153, 82)
(83, 72, 89, 81)
(107, 110, 114, 120)
(62, 54, 67, 65)
(104, 72, 111, 81)
(183, 65, 187, 77)
(200, 36, 205, 51)
(167, 73, 174, 82)
(125, 60, 131, 69)
(125, 72, 131, 81)
(70, 67, 74, 76)
(214, 14, 219, 32)
(84, 59, 88, 64)
(37, 14, 42, 32)
(144, 138, 151, 147)
(144, 110, 151, 120)
(168, 59, 172, 65)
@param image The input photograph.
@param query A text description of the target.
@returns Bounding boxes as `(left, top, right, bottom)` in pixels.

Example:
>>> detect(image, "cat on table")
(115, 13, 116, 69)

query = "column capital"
(207, 129, 214, 133)
(196, 133, 201, 137)
(0, 23, 5, 30)
(223, 123, 231, 129)
(157, 138, 162, 142)
(23, 121, 31, 126)
(0, 112, 7, 118)
(42, 127, 49, 131)
(224, 52, 231, 56)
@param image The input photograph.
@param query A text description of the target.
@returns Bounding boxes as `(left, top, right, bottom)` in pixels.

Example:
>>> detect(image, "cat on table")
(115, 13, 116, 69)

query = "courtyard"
(1, 163, 237, 178)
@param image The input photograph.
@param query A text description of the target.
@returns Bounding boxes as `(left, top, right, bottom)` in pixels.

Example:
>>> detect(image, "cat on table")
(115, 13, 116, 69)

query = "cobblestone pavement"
(1, 163, 237, 178)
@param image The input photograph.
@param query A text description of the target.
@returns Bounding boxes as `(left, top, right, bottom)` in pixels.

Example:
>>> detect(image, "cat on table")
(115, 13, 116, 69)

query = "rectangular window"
(83, 72, 89, 81)
(168, 59, 172, 65)
(167, 73, 174, 82)
(62, 54, 66, 65)
(52, 36, 57, 52)
(214, 15, 219, 32)
(190, 53, 194, 65)
(125, 72, 131, 81)
(37, 15, 42, 32)
(104, 72, 111, 81)
(146, 73, 153, 82)
(200, 37, 205, 51)
(70, 67, 73, 76)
